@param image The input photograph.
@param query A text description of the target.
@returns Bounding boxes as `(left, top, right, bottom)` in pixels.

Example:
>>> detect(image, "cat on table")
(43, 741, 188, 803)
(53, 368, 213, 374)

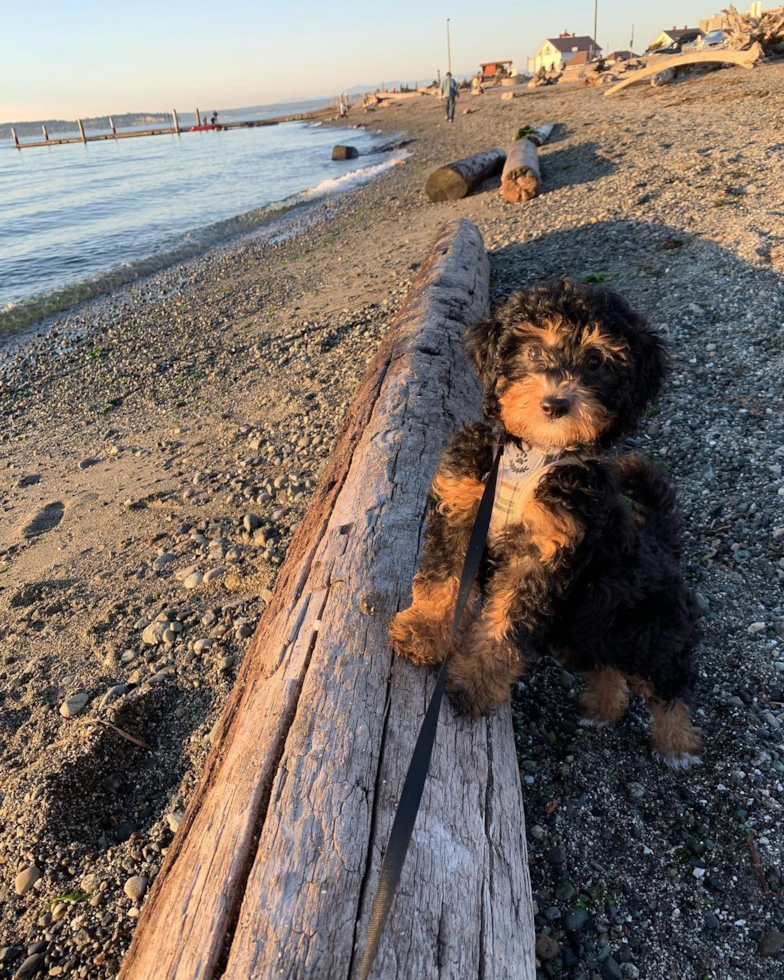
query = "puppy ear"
(464, 315, 504, 388)
(633, 327, 669, 414)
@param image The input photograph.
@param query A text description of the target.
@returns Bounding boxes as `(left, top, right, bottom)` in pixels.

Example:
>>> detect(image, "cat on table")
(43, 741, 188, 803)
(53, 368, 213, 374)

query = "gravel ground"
(1, 63, 783, 978)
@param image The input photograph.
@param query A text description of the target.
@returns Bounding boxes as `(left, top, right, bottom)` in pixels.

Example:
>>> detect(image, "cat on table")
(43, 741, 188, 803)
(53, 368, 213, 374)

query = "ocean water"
(0, 116, 400, 333)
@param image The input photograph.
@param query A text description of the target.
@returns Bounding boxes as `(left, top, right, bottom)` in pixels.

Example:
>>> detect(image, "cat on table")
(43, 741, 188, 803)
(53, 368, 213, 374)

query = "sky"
(2, 0, 723, 121)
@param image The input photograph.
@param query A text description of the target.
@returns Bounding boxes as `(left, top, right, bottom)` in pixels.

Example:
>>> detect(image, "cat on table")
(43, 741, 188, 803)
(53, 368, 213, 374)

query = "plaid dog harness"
(488, 439, 565, 539)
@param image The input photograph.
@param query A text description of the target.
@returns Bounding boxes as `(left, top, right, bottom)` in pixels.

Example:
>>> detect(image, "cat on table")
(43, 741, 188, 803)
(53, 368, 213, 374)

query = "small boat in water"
(189, 124, 220, 132)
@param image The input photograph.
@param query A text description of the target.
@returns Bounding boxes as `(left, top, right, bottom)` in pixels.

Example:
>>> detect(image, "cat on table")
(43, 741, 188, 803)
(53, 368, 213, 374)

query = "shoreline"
(2, 66, 784, 980)
(0, 120, 407, 348)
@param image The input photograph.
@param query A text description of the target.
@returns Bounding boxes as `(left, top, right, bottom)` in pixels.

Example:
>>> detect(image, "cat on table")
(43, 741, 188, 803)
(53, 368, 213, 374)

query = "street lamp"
(446, 18, 452, 74)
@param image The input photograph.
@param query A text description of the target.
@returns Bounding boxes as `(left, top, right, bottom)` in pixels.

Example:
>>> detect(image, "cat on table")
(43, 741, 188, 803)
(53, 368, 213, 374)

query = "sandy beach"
(2, 64, 784, 978)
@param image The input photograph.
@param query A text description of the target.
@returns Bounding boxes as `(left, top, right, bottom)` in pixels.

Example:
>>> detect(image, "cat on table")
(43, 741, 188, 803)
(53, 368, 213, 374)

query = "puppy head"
(465, 279, 668, 450)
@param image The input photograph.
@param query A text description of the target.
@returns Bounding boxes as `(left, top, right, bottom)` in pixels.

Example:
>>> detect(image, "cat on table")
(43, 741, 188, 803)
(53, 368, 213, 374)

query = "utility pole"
(591, 0, 599, 60)
(630, 23, 635, 53)
(446, 18, 452, 74)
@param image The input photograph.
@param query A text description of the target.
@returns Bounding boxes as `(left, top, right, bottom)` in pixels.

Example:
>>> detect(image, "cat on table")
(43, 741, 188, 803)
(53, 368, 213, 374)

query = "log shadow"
(539, 141, 617, 192)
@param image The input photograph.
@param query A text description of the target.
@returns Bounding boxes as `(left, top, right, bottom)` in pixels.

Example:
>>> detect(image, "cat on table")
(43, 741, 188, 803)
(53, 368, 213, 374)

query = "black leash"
(358, 435, 505, 980)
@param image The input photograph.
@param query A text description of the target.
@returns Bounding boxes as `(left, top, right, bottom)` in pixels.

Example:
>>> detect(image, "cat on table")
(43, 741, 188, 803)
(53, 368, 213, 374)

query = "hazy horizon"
(5, 0, 720, 122)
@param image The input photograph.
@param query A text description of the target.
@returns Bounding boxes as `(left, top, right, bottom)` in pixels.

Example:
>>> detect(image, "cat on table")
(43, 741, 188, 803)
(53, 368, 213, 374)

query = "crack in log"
(214, 586, 330, 979)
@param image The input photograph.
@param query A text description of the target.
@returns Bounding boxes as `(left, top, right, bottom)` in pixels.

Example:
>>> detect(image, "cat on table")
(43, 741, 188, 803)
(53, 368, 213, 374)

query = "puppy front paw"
(446, 669, 509, 718)
(389, 606, 447, 668)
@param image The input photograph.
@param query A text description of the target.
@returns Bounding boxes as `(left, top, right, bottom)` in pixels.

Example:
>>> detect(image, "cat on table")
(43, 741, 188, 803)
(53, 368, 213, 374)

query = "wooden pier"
(10, 105, 337, 150)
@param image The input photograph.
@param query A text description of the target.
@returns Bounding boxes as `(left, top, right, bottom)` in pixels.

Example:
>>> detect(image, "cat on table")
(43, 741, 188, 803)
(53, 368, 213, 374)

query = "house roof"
(607, 50, 633, 60)
(479, 60, 513, 67)
(562, 51, 593, 66)
(547, 35, 600, 53)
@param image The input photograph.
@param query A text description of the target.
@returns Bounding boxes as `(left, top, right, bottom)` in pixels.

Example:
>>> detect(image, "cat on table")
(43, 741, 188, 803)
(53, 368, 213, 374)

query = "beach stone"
(166, 812, 183, 833)
(123, 876, 148, 903)
(12, 953, 44, 979)
(243, 513, 260, 533)
(59, 692, 89, 717)
(142, 621, 167, 646)
(100, 685, 128, 708)
(564, 909, 590, 932)
(152, 552, 176, 571)
(204, 567, 225, 583)
(547, 845, 566, 865)
(15, 865, 42, 896)
(78, 457, 101, 470)
(183, 571, 203, 590)
(535, 933, 559, 961)
(0, 947, 24, 966)
(193, 638, 214, 653)
(602, 957, 623, 980)
(759, 931, 784, 956)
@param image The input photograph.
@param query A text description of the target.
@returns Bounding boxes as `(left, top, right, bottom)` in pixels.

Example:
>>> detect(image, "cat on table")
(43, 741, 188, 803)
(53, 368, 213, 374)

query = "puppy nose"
(541, 396, 570, 418)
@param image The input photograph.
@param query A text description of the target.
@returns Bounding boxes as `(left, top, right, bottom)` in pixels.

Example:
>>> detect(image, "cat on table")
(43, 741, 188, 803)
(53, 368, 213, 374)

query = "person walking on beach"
(441, 71, 458, 123)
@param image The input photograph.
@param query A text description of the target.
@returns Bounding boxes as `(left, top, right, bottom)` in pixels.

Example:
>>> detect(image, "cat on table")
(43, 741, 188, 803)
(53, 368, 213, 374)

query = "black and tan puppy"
(389, 278, 703, 768)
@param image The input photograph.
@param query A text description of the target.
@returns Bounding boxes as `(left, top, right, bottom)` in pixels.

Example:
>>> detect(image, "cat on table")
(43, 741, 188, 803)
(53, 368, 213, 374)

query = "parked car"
(701, 29, 727, 49)
(644, 41, 683, 56)
(684, 29, 726, 51)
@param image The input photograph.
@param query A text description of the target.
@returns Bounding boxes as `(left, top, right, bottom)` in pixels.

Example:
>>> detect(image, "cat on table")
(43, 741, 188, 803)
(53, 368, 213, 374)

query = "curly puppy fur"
(389, 278, 703, 767)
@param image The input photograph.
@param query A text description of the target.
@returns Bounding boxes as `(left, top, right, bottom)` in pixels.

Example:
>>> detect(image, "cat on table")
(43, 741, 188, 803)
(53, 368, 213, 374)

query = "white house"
(527, 34, 602, 74)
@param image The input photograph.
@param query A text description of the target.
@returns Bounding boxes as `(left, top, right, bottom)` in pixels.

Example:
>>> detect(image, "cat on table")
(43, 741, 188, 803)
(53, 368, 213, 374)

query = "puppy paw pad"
(578, 717, 611, 729)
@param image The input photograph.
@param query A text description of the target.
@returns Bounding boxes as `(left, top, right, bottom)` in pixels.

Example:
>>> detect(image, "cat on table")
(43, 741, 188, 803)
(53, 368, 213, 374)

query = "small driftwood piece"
(604, 46, 762, 97)
(425, 147, 506, 202)
(527, 122, 556, 147)
(119, 218, 535, 980)
(501, 138, 541, 203)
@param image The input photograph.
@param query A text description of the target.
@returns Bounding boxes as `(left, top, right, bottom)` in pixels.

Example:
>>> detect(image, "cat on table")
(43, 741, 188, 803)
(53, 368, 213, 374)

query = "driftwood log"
(425, 148, 506, 202)
(603, 46, 762, 97)
(119, 218, 535, 980)
(501, 138, 541, 203)
(333, 144, 359, 160)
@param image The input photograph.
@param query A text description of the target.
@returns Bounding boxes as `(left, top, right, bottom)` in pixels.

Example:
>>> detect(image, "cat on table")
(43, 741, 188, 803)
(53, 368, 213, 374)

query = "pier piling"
(172, 109, 180, 135)
(109, 117, 117, 137)
(11, 127, 19, 148)
(77, 119, 87, 144)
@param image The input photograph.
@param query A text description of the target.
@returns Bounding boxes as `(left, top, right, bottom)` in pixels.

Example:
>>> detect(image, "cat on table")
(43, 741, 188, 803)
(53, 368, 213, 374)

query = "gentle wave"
(0, 152, 407, 336)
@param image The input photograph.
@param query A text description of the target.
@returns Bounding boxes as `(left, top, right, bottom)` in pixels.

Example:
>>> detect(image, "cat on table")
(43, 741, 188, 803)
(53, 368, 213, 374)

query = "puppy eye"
(528, 346, 543, 361)
(585, 351, 603, 370)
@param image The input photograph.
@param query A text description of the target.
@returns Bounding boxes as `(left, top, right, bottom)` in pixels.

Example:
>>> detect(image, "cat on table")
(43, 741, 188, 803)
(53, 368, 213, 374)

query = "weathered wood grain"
(501, 139, 541, 204)
(425, 149, 507, 202)
(120, 218, 535, 980)
(603, 46, 762, 97)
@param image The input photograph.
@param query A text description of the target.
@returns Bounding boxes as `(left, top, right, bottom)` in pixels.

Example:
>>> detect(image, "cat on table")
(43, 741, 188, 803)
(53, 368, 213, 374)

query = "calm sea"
(0, 109, 398, 334)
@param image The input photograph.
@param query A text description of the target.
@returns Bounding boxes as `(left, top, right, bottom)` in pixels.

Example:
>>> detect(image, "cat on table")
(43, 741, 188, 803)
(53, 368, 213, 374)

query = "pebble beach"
(1, 63, 784, 978)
